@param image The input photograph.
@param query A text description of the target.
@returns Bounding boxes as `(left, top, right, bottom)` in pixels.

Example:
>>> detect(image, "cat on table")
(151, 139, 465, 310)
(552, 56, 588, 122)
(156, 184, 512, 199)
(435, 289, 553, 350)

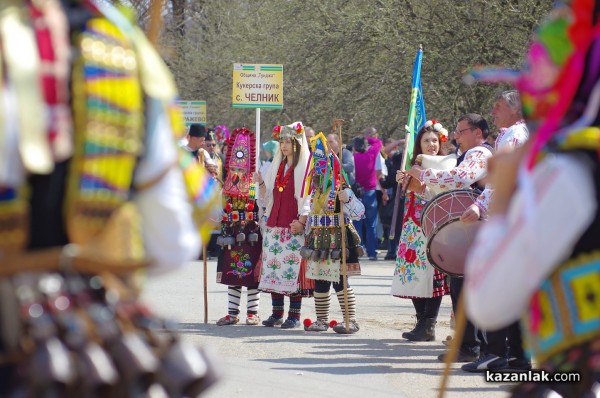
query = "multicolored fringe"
(66, 17, 143, 248)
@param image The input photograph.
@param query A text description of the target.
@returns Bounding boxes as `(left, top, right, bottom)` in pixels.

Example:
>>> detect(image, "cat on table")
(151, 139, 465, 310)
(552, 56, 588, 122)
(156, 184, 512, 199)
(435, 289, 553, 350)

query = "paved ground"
(142, 259, 515, 398)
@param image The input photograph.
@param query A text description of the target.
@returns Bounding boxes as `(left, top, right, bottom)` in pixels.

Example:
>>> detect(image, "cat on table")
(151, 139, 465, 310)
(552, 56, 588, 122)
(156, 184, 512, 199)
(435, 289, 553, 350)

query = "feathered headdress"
(302, 132, 347, 196)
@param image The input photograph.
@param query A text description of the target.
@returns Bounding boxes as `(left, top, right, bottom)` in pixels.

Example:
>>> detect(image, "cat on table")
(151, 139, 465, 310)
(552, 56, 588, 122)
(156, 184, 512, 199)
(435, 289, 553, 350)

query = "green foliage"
(148, 0, 551, 142)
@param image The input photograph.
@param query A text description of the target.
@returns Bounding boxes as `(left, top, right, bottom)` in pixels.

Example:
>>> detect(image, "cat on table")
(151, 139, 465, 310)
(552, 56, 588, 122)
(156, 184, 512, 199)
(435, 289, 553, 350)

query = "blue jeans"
(352, 189, 378, 257)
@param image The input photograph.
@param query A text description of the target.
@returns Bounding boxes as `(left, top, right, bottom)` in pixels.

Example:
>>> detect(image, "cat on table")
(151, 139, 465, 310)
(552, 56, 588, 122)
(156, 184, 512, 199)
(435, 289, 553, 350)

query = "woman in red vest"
(255, 122, 313, 329)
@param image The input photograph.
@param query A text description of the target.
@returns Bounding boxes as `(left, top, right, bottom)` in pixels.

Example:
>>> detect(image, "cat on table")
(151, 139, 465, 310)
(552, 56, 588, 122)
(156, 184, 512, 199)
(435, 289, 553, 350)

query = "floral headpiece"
(272, 122, 304, 141)
(424, 119, 449, 142)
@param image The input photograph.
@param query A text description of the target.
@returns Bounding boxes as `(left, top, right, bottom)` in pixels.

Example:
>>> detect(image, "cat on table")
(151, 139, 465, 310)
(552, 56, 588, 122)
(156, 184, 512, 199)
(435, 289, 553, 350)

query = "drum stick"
(203, 244, 208, 324)
(437, 290, 467, 398)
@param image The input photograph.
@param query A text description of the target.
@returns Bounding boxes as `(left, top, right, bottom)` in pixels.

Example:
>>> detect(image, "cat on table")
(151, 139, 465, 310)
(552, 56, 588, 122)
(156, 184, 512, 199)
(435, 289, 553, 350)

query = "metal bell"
(216, 236, 224, 247)
(247, 233, 259, 246)
(330, 249, 341, 260)
(236, 232, 246, 246)
(320, 249, 329, 261)
(311, 249, 320, 262)
(356, 245, 366, 257)
(299, 247, 314, 259)
(222, 237, 236, 249)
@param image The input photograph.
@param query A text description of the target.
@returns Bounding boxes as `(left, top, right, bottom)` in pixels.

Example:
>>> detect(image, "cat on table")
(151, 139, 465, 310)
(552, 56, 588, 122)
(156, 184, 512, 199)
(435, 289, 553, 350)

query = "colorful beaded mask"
(306, 132, 344, 194)
(223, 128, 256, 198)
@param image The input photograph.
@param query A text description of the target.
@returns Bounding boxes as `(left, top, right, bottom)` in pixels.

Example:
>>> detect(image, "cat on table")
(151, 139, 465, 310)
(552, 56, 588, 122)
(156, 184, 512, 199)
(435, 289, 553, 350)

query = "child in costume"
(255, 122, 313, 329)
(216, 128, 262, 326)
(302, 133, 365, 334)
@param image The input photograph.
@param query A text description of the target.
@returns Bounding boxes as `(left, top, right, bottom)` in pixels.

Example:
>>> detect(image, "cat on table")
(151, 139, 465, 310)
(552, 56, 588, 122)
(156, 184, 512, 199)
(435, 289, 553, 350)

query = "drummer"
(459, 91, 531, 373)
(406, 113, 493, 363)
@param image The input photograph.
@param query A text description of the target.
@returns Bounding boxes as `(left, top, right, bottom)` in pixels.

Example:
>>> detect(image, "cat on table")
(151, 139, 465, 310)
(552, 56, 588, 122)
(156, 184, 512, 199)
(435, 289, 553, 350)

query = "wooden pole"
(203, 244, 209, 324)
(146, 0, 164, 46)
(334, 119, 350, 333)
(437, 291, 467, 398)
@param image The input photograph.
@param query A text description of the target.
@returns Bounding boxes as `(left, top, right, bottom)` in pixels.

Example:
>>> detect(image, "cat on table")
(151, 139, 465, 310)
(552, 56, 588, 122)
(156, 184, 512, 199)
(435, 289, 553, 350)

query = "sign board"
(178, 100, 207, 128)
(232, 64, 283, 109)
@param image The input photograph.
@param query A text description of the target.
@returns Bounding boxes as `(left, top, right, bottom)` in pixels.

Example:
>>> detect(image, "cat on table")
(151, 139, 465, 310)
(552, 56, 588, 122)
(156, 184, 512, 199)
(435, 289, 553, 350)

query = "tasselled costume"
(215, 127, 262, 325)
(302, 133, 365, 281)
(301, 132, 365, 334)
(0, 0, 221, 395)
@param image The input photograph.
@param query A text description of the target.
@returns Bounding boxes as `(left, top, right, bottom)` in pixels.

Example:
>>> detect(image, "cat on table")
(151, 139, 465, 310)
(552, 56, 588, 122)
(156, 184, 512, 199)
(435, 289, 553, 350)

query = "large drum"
(420, 189, 482, 277)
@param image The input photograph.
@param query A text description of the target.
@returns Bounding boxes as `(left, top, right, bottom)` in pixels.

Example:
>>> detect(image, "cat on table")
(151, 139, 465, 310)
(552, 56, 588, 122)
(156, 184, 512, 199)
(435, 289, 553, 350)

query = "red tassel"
(328, 320, 338, 328)
(303, 318, 313, 327)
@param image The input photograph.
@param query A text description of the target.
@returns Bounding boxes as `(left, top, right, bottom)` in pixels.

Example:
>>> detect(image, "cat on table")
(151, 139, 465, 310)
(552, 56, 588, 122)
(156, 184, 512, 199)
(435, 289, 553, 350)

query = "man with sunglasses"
(406, 113, 494, 364)
(206, 129, 224, 181)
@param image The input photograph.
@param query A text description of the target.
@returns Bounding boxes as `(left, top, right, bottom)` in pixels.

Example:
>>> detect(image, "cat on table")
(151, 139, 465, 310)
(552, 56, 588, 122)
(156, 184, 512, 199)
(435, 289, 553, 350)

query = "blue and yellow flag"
(403, 47, 426, 171)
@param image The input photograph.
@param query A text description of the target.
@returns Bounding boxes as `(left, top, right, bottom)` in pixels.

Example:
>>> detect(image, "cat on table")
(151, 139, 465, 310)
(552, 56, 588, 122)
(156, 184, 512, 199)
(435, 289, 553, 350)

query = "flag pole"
(389, 44, 424, 240)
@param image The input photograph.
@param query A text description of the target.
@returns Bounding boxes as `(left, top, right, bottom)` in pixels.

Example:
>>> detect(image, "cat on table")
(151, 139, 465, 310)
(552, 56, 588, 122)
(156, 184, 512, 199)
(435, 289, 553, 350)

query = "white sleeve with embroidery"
(465, 154, 596, 330)
(420, 147, 491, 190)
(134, 99, 201, 275)
(496, 123, 529, 154)
(475, 123, 530, 214)
(342, 188, 365, 220)
(474, 184, 493, 215)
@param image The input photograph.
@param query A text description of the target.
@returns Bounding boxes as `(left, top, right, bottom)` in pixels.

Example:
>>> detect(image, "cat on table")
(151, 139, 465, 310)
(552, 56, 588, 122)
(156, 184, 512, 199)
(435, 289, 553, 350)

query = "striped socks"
(336, 288, 356, 321)
(247, 288, 260, 315)
(314, 292, 330, 322)
(227, 286, 241, 316)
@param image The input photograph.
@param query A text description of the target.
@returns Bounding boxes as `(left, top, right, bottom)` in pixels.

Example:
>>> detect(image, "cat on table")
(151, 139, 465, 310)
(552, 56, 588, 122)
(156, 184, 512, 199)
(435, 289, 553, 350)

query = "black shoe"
(280, 318, 300, 329)
(384, 255, 396, 260)
(461, 354, 508, 373)
(262, 315, 283, 327)
(508, 357, 532, 371)
(403, 318, 436, 342)
(437, 351, 479, 363)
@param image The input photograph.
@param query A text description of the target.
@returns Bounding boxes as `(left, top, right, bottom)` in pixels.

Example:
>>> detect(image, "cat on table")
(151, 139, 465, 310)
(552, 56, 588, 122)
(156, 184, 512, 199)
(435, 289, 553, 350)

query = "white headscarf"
(264, 122, 310, 217)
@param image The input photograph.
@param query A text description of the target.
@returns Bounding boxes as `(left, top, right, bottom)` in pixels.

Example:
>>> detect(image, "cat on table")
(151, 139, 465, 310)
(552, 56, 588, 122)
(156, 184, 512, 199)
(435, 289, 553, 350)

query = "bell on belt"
(221, 236, 235, 250)
(247, 232, 259, 246)
(236, 232, 246, 245)
(216, 236, 224, 247)
(356, 245, 366, 257)
(278, 187, 283, 192)
(320, 249, 329, 261)
(311, 249, 320, 262)
(299, 246, 314, 259)
(330, 249, 341, 260)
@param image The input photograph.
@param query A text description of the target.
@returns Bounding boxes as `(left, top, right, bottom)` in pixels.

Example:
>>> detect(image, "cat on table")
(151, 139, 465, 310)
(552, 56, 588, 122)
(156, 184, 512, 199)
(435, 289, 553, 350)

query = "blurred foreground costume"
(465, 1, 600, 396)
(0, 0, 221, 396)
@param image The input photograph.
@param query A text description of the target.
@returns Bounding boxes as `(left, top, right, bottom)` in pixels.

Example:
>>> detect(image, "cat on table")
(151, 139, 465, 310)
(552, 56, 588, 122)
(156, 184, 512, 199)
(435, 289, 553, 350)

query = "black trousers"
(486, 321, 528, 360)
(450, 276, 486, 357)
